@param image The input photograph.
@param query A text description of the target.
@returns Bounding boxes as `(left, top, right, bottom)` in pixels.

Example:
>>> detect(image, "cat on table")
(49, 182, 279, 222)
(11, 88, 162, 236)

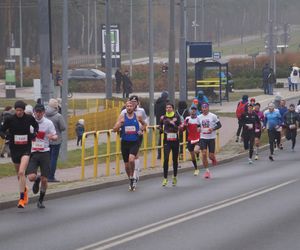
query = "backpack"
(236, 101, 247, 119)
(176, 109, 187, 123)
(293, 69, 298, 76)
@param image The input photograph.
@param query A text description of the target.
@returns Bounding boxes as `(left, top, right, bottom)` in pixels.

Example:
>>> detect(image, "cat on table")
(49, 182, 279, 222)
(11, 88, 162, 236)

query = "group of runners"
(113, 95, 222, 191)
(0, 100, 57, 208)
(236, 96, 300, 163)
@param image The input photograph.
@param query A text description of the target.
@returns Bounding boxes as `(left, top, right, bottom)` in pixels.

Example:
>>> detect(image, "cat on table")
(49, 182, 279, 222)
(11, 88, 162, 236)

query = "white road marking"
(77, 179, 298, 250)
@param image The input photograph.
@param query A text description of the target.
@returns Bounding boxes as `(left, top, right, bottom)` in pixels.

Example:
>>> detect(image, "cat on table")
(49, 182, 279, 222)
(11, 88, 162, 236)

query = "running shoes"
(172, 176, 177, 186)
(162, 178, 168, 187)
(194, 169, 200, 176)
(24, 186, 29, 205)
(204, 171, 211, 179)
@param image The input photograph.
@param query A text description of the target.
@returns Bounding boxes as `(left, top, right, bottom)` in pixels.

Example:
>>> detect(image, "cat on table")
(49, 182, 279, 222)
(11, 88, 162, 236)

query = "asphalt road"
(1, 140, 300, 250)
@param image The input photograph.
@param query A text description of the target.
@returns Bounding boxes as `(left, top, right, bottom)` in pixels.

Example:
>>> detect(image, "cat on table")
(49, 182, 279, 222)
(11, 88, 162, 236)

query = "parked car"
(68, 68, 106, 80)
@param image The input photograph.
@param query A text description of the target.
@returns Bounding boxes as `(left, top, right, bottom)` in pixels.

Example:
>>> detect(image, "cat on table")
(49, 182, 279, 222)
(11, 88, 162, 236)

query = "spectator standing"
(154, 90, 169, 159)
(115, 69, 123, 94)
(122, 70, 133, 98)
(45, 98, 66, 182)
(55, 69, 63, 98)
(290, 65, 299, 91)
(267, 68, 276, 95)
(262, 63, 270, 94)
(0, 106, 14, 158)
(75, 119, 85, 146)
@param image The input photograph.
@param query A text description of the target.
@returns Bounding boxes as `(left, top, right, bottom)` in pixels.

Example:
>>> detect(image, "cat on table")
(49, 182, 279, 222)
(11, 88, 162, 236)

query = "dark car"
(68, 68, 106, 80)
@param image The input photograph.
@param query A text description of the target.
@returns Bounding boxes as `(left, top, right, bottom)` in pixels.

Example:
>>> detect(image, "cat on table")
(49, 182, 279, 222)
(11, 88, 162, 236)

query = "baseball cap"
(34, 103, 45, 112)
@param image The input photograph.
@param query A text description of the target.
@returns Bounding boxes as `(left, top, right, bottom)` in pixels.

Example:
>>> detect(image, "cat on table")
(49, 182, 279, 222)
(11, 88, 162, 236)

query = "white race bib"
(255, 128, 260, 133)
(125, 126, 136, 134)
(246, 124, 253, 129)
(202, 128, 211, 134)
(276, 126, 282, 132)
(32, 140, 45, 150)
(289, 124, 296, 129)
(14, 135, 28, 145)
(167, 133, 177, 141)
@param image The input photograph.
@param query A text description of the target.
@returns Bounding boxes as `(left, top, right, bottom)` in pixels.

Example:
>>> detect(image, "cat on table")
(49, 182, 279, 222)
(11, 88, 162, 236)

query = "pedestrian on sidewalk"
(290, 65, 299, 91)
(240, 104, 260, 164)
(283, 103, 300, 151)
(122, 70, 133, 98)
(0, 100, 39, 208)
(183, 105, 201, 176)
(267, 68, 276, 95)
(198, 103, 222, 179)
(235, 95, 248, 142)
(159, 103, 182, 186)
(75, 119, 85, 147)
(0, 106, 14, 158)
(154, 90, 169, 159)
(115, 69, 123, 94)
(45, 98, 66, 182)
(26, 104, 57, 208)
(113, 101, 146, 191)
(253, 103, 264, 160)
(263, 102, 282, 161)
(262, 63, 270, 94)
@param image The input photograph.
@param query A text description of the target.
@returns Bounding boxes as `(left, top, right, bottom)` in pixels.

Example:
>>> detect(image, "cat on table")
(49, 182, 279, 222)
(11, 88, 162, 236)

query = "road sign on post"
(101, 24, 121, 68)
(5, 59, 16, 98)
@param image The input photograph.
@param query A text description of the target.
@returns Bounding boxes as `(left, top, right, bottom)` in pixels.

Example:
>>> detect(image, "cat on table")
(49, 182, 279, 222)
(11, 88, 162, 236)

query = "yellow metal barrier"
(81, 131, 98, 180)
(80, 127, 220, 180)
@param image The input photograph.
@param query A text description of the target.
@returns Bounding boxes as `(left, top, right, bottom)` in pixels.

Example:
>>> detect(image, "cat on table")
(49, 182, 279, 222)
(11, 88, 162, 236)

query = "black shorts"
(10, 148, 31, 164)
(187, 140, 200, 152)
(199, 139, 215, 153)
(26, 151, 50, 177)
(121, 140, 139, 163)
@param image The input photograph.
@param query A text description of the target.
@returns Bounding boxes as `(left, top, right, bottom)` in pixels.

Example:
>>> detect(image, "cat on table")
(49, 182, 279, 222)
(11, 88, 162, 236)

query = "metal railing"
(80, 127, 220, 180)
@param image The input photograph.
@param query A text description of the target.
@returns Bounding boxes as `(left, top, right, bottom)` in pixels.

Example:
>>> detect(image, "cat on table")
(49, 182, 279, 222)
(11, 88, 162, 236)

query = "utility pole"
(94, 0, 98, 68)
(129, 0, 133, 76)
(61, 0, 69, 162)
(267, 0, 276, 73)
(105, 0, 112, 98)
(38, 0, 53, 103)
(87, 0, 90, 61)
(19, 0, 23, 87)
(148, 0, 154, 125)
(168, 0, 175, 104)
(179, 0, 187, 101)
(201, 0, 204, 41)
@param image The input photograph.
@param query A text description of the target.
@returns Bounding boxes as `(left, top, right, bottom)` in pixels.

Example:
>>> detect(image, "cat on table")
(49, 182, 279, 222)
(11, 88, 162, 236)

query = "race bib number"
(32, 140, 45, 150)
(202, 128, 211, 134)
(167, 133, 177, 141)
(14, 135, 28, 145)
(191, 139, 199, 144)
(276, 126, 282, 132)
(125, 126, 136, 134)
(255, 128, 260, 133)
(246, 124, 253, 129)
(289, 124, 296, 129)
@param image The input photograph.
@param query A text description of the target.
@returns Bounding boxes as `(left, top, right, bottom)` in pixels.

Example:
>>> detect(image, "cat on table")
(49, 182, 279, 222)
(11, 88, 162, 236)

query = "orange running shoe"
(24, 186, 29, 205)
(204, 171, 211, 179)
(17, 199, 25, 208)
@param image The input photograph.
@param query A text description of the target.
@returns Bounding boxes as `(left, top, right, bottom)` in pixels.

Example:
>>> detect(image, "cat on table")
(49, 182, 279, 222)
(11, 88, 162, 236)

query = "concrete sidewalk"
(1, 87, 300, 209)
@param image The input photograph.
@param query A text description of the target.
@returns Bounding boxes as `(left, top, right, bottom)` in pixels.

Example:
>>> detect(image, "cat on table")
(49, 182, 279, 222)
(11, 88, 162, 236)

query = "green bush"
(233, 77, 261, 89)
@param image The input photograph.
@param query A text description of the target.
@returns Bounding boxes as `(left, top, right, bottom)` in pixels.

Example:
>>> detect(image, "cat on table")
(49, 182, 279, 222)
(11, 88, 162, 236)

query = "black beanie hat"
(14, 100, 26, 110)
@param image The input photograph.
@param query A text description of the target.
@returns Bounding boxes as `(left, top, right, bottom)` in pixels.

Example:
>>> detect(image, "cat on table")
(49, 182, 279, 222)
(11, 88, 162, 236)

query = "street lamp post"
(19, 0, 23, 87)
